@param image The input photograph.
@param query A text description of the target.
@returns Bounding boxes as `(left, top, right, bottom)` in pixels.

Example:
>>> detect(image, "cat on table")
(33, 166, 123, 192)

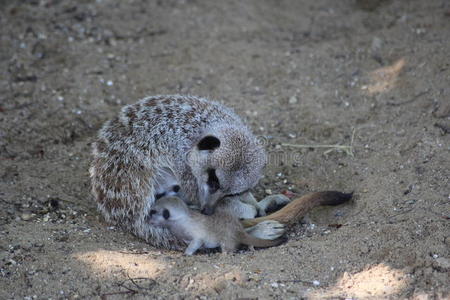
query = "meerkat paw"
(245, 220, 285, 240)
(257, 194, 291, 215)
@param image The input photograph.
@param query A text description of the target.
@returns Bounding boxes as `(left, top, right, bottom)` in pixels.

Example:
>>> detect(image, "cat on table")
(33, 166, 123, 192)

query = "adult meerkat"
(148, 196, 285, 255)
(90, 95, 352, 249)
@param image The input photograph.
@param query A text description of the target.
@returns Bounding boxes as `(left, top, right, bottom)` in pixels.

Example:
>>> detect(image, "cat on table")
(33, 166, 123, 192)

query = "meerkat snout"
(187, 129, 266, 215)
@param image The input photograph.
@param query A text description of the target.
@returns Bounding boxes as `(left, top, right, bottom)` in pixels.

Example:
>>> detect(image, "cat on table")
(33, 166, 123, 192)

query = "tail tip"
(323, 190, 354, 205)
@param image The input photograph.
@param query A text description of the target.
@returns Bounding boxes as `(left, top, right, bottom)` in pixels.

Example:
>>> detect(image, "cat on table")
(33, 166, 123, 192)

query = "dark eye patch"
(207, 169, 220, 193)
(149, 209, 157, 216)
(155, 192, 166, 200)
(172, 185, 180, 193)
(198, 135, 221, 151)
(163, 209, 170, 220)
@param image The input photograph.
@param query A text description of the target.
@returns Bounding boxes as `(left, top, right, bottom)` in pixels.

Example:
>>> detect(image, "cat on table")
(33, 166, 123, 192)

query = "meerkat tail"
(239, 232, 286, 248)
(241, 191, 353, 228)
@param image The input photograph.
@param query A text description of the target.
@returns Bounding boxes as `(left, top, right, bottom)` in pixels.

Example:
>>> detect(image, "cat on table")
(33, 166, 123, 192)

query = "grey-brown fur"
(89, 95, 267, 249)
(148, 196, 284, 255)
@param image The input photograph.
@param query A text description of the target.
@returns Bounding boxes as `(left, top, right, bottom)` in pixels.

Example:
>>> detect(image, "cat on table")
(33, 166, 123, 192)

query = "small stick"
(124, 274, 156, 291)
(118, 250, 150, 255)
(386, 89, 430, 106)
(277, 279, 325, 286)
(282, 128, 355, 157)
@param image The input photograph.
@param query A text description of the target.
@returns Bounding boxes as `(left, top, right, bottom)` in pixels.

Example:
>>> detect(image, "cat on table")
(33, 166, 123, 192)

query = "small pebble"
(289, 96, 298, 104)
(265, 189, 272, 195)
(371, 36, 382, 52)
(312, 280, 320, 286)
(20, 213, 34, 221)
(433, 257, 450, 271)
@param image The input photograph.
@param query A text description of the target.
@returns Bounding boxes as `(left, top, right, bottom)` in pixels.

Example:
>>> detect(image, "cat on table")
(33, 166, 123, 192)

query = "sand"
(0, 0, 449, 299)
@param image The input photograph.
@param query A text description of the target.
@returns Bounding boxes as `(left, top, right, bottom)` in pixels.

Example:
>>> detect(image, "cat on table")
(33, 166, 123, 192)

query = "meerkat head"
(147, 196, 189, 227)
(187, 126, 266, 215)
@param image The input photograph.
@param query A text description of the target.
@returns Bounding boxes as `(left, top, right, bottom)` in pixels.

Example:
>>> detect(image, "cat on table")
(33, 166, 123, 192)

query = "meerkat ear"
(197, 135, 221, 151)
(163, 209, 170, 220)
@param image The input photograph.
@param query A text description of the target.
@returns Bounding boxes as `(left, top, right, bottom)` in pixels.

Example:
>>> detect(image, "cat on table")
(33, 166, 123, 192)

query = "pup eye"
(163, 209, 170, 220)
(172, 185, 180, 193)
(149, 209, 157, 216)
(207, 169, 220, 193)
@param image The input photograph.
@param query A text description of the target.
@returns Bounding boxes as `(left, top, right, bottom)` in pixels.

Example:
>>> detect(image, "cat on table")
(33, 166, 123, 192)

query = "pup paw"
(245, 220, 285, 240)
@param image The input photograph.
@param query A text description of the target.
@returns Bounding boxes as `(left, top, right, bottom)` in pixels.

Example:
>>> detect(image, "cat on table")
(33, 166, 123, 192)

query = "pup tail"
(241, 191, 353, 228)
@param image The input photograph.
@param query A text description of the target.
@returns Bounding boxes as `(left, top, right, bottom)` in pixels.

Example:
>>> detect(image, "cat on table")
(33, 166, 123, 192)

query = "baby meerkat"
(148, 196, 285, 255)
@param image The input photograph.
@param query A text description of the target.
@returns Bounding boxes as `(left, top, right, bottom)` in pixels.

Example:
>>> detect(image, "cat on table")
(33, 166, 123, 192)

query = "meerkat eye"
(207, 169, 220, 193)
(149, 209, 157, 216)
(172, 185, 180, 193)
(162, 209, 170, 220)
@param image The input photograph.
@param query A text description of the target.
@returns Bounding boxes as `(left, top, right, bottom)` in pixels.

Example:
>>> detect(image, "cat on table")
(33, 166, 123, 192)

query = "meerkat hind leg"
(257, 194, 291, 215)
(217, 196, 258, 219)
(239, 192, 266, 216)
(245, 220, 285, 240)
(184, 239, 203, 256)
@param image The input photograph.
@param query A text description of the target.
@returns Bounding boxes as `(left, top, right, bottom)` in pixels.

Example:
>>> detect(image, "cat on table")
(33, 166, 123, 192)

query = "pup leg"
(185, 239, 203, 256)
(220, 240, 238, 255)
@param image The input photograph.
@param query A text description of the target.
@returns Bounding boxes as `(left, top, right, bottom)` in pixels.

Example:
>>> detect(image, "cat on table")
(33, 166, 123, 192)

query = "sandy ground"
(1, 0, 449, 299)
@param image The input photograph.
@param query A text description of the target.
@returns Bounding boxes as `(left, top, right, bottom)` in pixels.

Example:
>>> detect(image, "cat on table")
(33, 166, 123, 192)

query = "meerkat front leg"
(184, 239, 203, 256)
